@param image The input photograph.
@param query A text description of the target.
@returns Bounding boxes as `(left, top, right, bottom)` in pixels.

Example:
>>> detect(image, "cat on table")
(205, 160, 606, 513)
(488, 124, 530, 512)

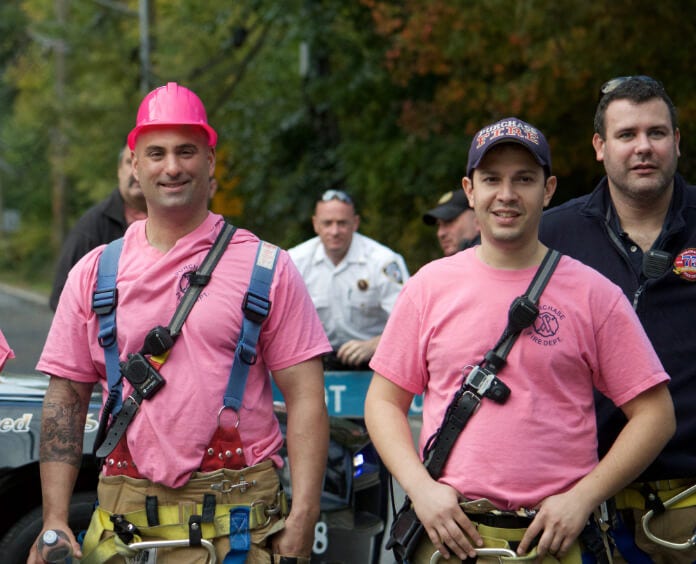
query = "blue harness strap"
(224, 507, 251, 564)
(93, 237, 125, 415)
(220, 241, 278, 563)
(223, 241, 280, 411)
(609, 511, 652, 563)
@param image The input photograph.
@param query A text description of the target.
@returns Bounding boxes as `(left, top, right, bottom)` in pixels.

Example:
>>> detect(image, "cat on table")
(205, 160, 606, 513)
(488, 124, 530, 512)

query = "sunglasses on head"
(319, 189, 353, 204)
(599, 75, 662, 97)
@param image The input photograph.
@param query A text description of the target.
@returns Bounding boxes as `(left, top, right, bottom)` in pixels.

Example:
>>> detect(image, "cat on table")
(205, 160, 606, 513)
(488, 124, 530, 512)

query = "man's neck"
(477, 239, 548, 270)
(323, 242, 350, 266)
(609, 183, 672, 252)
(327, 251, 347, 266)
(145, 210, 209, 253)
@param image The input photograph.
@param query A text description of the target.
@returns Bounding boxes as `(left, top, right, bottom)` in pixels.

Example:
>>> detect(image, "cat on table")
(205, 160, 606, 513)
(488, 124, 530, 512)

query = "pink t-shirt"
(370, 248, 669, 510)
(0, 329, 14, 371)
(38, 213, 331, 487)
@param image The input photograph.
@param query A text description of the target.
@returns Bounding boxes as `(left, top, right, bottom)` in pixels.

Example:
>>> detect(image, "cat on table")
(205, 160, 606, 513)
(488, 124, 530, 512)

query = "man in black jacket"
(49, 143, 147, 310)
(540, 76, 696, 564)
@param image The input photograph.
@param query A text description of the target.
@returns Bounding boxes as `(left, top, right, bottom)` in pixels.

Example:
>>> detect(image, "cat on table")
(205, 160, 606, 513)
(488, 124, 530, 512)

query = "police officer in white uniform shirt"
(289, 189, 409, 369)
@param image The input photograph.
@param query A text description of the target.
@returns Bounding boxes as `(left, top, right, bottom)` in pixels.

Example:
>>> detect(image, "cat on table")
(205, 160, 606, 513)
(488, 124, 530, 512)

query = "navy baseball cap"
(423, 189, 471, 225)
(466, 117, 551, 178)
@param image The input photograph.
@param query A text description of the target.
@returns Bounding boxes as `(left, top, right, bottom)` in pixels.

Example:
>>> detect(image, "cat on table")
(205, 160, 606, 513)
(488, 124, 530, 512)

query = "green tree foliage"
(1, 0, 695, 280)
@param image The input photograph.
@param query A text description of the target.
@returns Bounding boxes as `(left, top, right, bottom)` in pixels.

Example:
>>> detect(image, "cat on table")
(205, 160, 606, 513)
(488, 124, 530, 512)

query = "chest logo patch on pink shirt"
(527, 303, 563, 347)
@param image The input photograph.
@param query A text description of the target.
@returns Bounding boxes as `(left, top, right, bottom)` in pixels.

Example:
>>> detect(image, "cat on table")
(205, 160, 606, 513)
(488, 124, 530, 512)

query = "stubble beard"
(611, 162, 677, 206)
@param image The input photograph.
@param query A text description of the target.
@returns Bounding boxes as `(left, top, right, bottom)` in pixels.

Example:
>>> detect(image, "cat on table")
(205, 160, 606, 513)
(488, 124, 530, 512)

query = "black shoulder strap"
(168, 222, 237, 338)
(483, 248, 562, 372)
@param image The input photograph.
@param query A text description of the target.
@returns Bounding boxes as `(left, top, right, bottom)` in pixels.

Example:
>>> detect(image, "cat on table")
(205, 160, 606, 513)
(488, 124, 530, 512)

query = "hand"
(410, 481, 483, 560)
(336, 338, 377, 366)
(271, 512, 315, 558)
(26, 523, 82, 564)
(517, 490, 593, 559)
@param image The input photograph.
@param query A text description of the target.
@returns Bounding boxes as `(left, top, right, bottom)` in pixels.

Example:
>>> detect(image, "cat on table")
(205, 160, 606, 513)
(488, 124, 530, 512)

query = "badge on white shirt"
(383, 261, 405, 284)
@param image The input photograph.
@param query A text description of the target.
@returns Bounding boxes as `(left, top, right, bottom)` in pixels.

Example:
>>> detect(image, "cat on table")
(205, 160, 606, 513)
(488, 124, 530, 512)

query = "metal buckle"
(217, 406, 240, 428)
(210, 477, 257, 494)
(465, 365, 495, 396)
(250, 498, 282, 528)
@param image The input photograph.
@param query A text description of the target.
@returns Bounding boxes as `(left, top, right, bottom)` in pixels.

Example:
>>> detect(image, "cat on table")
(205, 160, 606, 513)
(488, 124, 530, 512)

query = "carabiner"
(641, 483, 696, 551)
(128, 538, 217, 564)
(430, 547, 517, 563)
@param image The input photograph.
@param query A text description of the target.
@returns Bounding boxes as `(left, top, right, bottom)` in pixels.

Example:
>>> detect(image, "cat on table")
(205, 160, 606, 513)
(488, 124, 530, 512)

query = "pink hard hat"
(127, 82, 218, 150)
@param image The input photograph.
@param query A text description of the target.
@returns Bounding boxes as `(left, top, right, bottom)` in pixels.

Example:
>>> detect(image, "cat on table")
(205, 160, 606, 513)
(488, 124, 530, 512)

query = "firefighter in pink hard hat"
(30, 82, 330, 564)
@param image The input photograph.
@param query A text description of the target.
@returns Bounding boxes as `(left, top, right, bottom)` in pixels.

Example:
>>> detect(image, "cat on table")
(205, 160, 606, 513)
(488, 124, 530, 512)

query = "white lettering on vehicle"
(313, 521, 329, 554)
(85, 412, 99, 433)
(0, 411, 100, 433)
(0, 413, 32, 432)
(325, 384, 347, 413)
(323, 385, 423, 415)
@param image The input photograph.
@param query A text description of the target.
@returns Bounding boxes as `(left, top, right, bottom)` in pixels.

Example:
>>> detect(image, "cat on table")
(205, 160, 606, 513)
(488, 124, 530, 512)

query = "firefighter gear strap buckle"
(640, 483, 666, 515)
(189, 515, 203, 546)
(110, 513, 140, 544)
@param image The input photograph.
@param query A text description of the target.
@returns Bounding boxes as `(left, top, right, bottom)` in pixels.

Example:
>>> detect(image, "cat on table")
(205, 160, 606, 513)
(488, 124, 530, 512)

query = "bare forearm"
(39, 377, 92, 521)
(273, 359, 329, 523)
(365, 373, 483, 560)
(271, 358, 328, 556)
(365, 374, 430, 497)
(285, 400, 329, 519)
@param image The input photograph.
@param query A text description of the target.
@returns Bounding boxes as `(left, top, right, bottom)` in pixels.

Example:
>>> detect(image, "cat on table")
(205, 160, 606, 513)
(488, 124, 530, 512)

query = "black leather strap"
(145, 496, 160, 527)
(423, 391, 479, 478)
(95, 394, 141, 458)
(169, 222, 236, 338)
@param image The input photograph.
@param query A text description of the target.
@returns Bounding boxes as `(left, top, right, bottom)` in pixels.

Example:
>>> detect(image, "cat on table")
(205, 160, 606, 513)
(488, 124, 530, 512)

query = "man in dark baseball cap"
(423, 189, 479, 256)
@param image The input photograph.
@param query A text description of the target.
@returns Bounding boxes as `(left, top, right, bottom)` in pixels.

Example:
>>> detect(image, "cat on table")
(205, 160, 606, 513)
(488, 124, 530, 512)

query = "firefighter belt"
(614, 478, 696, 511)
(409, 520, 583, 563)
(80, 460, 287, 564)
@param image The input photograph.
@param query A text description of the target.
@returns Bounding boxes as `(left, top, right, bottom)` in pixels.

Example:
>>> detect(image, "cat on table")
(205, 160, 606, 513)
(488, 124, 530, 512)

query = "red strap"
(102, 425, 247, 478)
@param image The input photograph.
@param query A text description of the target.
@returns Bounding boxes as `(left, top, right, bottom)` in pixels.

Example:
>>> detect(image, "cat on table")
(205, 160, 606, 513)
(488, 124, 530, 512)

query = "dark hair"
(594, 76, 677, 137)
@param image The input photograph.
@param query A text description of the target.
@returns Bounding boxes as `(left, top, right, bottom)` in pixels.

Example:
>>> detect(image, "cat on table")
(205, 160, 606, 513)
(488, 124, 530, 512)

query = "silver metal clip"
(430, 547, 517, 563)
(210, 477, 257, 494)
(465, 365, 495, 396)
(128, 538, 216, 564)
(641, 483, 696, 551)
